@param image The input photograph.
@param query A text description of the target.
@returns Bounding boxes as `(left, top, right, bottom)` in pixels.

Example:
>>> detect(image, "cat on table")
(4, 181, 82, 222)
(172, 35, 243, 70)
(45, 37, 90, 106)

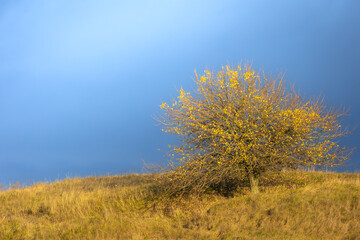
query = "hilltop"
(0, 171, 359, 239)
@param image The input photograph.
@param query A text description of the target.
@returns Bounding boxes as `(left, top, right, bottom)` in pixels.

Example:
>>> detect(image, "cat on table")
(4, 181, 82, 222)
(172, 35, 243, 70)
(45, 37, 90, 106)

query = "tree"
(158, 64, 351, 194)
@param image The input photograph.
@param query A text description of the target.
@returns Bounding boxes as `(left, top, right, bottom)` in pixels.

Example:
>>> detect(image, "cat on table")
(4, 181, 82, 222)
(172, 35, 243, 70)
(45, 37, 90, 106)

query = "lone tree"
(158, 64, 351, 194)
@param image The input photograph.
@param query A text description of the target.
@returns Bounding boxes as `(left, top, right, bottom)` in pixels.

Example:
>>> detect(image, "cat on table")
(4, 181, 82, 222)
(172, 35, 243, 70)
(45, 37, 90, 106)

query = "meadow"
(0, 171, 359, 240)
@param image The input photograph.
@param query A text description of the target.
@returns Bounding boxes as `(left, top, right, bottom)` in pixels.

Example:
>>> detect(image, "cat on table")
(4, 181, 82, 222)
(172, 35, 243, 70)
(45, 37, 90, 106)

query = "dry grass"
(0, 171, 359, 239)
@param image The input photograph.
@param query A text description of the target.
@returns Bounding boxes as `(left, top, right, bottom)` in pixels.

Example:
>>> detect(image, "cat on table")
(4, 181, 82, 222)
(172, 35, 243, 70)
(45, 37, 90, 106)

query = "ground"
(0, 171, 359, 239)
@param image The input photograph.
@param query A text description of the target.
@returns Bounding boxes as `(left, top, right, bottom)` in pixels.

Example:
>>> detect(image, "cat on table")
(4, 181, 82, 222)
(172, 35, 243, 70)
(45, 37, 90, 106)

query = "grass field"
(0, 171, 359, 239)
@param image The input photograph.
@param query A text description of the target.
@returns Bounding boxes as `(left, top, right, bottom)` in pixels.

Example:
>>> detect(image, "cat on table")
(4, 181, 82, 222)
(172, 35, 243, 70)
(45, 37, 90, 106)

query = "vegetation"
(0, 65, 355, 239)
(0, 171, 359, 239)
(157, 64, 351, 195)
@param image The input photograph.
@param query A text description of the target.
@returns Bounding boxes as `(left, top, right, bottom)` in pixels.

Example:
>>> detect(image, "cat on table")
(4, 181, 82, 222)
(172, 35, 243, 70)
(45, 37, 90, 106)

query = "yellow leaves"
(200, 75, 206, 84)
(177, 87, 192, 110)
(179, 87, 185, 97)
(160, 102, 168, 109)
(178, 87, 191, 100)
(226, 66, 238, 76)
(223, 65, 240, 88)
(229, 77, 239, 88)
(243, 71, 254, 81)
(218, 74, 225, 87)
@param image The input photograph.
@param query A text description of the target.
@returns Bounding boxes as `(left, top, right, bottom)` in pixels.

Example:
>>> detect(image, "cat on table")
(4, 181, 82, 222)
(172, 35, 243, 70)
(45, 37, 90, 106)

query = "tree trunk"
(248, 172, 259, 194)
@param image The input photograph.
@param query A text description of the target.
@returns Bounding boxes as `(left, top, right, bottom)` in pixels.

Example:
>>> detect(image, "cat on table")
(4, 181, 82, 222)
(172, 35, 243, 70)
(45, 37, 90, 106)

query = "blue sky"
(0, 0, 359, 186)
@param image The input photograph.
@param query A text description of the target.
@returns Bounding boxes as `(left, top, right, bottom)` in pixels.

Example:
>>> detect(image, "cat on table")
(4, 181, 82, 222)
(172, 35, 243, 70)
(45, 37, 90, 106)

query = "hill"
(0, 171, 359, 239)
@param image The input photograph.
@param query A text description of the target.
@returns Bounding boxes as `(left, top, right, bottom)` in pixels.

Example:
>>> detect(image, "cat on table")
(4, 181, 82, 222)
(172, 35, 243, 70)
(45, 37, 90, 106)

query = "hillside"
(0, 171, 359, 240)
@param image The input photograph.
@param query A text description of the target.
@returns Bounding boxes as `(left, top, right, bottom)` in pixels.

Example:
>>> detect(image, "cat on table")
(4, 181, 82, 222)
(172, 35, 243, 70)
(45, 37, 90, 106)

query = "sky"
(0, 0, 359, 186)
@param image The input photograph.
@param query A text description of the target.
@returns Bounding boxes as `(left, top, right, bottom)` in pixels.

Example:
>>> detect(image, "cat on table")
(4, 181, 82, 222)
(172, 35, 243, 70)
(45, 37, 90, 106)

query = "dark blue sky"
(0, 0, 359, 186)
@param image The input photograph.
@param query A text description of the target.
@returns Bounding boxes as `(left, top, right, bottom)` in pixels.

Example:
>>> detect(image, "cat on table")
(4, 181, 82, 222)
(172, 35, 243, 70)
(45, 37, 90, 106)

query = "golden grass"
(0, 171, 359, 239)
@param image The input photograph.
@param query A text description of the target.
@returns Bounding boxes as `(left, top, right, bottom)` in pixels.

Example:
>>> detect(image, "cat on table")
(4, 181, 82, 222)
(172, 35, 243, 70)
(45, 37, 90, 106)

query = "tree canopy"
(158, 64, 351, 194)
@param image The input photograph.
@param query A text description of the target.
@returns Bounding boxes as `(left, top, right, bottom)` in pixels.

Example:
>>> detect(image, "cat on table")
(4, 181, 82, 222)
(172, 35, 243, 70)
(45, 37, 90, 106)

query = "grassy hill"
(0, 171, 359, 240)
